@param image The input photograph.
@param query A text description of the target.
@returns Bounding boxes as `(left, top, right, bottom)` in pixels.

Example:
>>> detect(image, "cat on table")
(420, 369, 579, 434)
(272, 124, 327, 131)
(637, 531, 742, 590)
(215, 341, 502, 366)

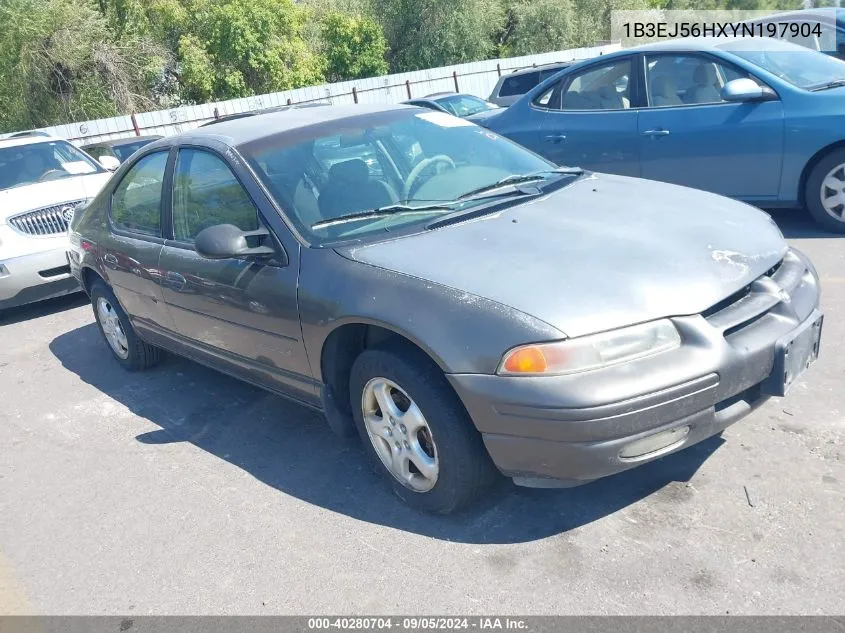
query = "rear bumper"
(0, 247, 79, 310)
(447, 248, 822, 487)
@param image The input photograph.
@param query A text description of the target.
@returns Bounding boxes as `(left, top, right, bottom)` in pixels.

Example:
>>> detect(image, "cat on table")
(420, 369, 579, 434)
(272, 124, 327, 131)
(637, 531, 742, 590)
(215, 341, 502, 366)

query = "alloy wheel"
(820, 163, 845, 222)
(97, 297, 130, 360)
(361, 377, 439, 492)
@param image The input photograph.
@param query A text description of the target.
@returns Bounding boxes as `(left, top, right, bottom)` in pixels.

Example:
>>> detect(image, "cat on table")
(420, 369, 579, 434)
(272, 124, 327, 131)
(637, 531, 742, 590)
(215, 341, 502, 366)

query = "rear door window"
(561, 60, 632, 110)
(110, 151, 168, 237)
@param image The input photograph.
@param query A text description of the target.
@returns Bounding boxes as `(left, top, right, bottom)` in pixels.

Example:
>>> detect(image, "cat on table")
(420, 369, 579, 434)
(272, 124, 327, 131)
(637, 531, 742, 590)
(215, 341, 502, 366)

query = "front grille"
(8, 200, 84, 236)
(704, 250, 807, 336)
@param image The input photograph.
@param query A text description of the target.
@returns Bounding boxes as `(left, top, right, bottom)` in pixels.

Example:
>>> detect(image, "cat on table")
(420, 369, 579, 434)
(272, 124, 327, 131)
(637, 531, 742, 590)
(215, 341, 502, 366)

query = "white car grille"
(7, 200, 84, 236)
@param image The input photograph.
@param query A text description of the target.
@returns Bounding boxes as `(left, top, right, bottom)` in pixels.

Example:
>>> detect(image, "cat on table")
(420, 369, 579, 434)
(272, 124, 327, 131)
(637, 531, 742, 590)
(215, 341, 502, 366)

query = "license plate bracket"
(761, 313, 823, 397)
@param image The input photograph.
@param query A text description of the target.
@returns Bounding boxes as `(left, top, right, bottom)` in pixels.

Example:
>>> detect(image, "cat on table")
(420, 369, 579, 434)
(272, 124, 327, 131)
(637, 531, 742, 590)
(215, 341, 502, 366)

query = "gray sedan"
(67, 104, 823, 513)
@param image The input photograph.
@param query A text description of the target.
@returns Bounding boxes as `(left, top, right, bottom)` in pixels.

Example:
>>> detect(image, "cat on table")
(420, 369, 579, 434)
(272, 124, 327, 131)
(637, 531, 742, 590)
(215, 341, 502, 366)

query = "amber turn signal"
(502, 346, 548, 373)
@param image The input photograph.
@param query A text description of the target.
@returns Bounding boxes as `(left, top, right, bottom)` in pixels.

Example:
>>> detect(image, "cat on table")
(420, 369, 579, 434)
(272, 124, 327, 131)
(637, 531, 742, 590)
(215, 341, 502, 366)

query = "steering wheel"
(402, 155, 456, 200)
(38, 169, 65, 182)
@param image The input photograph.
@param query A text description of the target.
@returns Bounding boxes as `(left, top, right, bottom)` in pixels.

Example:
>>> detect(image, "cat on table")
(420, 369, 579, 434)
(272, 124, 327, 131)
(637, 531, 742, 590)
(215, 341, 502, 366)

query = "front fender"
(298, 247, 565, 378)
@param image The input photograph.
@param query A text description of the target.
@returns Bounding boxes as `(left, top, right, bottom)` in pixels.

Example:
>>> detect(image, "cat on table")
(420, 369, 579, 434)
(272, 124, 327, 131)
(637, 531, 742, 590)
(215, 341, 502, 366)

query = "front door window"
(171, 149, 259, 243)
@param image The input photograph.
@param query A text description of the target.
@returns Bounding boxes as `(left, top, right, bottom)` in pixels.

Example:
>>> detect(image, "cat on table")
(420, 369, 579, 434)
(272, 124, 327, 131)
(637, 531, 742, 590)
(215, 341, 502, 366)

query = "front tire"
(349, 344, 498, 514)
(90, 280, 163, 371)
(805, 149, 845, 234)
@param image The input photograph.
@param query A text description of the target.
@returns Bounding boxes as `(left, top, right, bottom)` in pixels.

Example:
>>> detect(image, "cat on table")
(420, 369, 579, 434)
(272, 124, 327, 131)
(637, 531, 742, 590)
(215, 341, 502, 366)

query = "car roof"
(200, 102, 332, 127)
(427, 92, 486, 102)
(7, 130, 53, 139)
(560, 36, 802, 63)
(175, 103, 418, 146)
(744, 8, 845, 25)
(506, 61, 573, 76)
(0, 136, 62, 149)
(82, 135, 162, 148)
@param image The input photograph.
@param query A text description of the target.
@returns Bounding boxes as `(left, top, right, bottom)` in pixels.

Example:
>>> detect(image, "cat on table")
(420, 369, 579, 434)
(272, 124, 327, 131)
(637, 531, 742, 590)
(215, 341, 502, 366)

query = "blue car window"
(646, 55, 755, 107)
(499, 72, 539, 97)
(561, 60, 631, 110)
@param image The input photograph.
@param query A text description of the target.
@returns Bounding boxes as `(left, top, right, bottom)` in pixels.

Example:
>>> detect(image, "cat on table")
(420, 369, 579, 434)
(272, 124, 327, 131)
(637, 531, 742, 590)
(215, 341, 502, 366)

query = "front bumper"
(448, 248, 822, 487)
(0, 247, 80, 310)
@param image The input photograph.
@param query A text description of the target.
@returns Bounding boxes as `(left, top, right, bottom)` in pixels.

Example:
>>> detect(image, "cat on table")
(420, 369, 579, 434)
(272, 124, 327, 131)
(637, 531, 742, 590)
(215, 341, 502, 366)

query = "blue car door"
(638, 52, 784, 201)
(534, 56, 641, 177)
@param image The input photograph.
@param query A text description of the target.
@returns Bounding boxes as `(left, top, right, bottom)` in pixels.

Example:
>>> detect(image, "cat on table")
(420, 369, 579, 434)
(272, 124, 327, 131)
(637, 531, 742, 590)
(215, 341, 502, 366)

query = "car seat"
(686, 64, 722, 104)
(650, 74, 683, 106)
(318, 159, 395, 220)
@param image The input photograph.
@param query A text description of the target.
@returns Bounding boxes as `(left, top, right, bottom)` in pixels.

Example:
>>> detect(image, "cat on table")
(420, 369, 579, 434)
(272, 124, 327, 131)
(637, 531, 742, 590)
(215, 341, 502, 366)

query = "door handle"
(103, 253, 118, 267)
(165, 271, 186, 289)
(544, 134, 567, 143)
(642, 129, 671, 137)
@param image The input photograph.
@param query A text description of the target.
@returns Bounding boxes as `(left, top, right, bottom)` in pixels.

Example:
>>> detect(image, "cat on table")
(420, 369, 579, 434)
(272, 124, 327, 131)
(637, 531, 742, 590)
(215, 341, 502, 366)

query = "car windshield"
(434, 95, 497, 117)
(719, 37, 845, 89)
(113, 140, 157, 161)
(242, 109, 554, 244)
(0, 140, 105, 191)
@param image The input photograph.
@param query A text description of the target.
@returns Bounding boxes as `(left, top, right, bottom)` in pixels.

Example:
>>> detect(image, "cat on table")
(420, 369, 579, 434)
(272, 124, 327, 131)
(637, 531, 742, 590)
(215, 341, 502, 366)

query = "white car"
(0, 135, 115, 311)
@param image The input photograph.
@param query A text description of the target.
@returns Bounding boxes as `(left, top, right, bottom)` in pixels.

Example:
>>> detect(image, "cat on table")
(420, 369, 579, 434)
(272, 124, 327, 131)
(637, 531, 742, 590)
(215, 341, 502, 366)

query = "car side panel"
(157, 242, 317, 402)
(777, 92, 845, 203)
(298, 247, 566, 380)
(638, 100, 785, 199)
(99, 232, 175, 334)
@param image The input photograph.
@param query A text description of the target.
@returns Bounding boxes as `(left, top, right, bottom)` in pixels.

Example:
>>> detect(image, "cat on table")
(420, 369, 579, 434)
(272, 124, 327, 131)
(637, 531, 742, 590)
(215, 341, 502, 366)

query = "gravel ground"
(0, 210, 842, 615)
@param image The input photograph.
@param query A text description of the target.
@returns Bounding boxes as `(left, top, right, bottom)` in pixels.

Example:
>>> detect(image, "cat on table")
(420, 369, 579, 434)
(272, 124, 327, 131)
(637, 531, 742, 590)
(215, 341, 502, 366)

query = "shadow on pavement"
(50, 323, 723, 544)
(0, 292, 89, 326)
(766, 209, 841, 240)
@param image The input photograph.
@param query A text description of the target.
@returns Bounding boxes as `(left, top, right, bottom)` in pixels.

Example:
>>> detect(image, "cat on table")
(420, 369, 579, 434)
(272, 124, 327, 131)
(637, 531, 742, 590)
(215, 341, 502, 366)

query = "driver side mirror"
(721, 78, 778, 103)
(195, 224, 283, 264)
(98, 155, 121, 171)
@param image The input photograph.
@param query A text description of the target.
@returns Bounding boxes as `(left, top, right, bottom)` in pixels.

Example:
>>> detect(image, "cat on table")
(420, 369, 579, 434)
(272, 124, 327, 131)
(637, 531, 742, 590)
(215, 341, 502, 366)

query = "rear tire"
(90, 280, 163, 371)
(805, 148, 845, 234)
(349, 343, 498, 514)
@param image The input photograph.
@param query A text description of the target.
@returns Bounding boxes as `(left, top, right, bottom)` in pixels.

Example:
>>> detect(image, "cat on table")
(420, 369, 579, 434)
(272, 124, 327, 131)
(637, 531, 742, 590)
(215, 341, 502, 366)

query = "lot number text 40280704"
(307, 617, 529, 630)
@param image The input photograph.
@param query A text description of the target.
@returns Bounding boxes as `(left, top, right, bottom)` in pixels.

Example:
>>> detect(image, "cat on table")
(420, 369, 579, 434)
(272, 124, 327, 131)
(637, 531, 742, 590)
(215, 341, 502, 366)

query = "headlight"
(497, 319, 681, 376)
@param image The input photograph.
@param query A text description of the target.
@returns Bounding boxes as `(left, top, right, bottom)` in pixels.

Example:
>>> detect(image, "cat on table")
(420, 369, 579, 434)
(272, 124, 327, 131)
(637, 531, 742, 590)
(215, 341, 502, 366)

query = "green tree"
(176, 0, 325, 101)
(374, 0, 505, 72)
(320, 11, 389, 82)
(0, 0, 170, 133)
(497, 0, 579, 56)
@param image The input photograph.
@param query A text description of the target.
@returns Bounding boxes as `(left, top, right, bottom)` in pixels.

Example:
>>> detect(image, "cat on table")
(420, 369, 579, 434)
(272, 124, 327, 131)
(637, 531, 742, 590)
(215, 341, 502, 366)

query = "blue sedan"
(472, 37, 845, 232)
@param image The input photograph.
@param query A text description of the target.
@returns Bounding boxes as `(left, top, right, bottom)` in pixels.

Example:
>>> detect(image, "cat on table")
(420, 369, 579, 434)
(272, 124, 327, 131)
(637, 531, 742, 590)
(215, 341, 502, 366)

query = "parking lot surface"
(0, 211, 843, 615)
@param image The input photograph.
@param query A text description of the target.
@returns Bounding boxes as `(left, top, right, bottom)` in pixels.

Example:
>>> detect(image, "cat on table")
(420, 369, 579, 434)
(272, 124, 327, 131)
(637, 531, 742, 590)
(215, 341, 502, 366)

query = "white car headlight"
(498, 319, 681, 376)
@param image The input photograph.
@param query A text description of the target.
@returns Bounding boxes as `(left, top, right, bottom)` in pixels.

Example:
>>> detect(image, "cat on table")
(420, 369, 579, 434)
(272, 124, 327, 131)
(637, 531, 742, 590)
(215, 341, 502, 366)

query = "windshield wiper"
(311, 203, 455, 229)
(456, 167, 584, 200)
(809, 79, 845, 92)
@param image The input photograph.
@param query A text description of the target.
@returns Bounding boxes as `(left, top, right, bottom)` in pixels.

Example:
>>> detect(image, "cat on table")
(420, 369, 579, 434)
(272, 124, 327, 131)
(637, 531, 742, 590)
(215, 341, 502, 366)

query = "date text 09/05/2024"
(307, 618, 529, 630)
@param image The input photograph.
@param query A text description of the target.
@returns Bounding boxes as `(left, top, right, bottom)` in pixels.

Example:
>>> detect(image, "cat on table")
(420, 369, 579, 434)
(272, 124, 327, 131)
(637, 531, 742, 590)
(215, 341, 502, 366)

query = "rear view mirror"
(98, 155, 121, 171)
(195, 224, 279, 262)
(721, 78, 778, 103)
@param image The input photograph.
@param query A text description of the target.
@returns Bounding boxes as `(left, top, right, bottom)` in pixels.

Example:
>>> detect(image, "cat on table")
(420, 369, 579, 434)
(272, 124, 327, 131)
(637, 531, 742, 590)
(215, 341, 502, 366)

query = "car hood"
(0, 172, 111, 223)
(337, 173, 787, 338)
